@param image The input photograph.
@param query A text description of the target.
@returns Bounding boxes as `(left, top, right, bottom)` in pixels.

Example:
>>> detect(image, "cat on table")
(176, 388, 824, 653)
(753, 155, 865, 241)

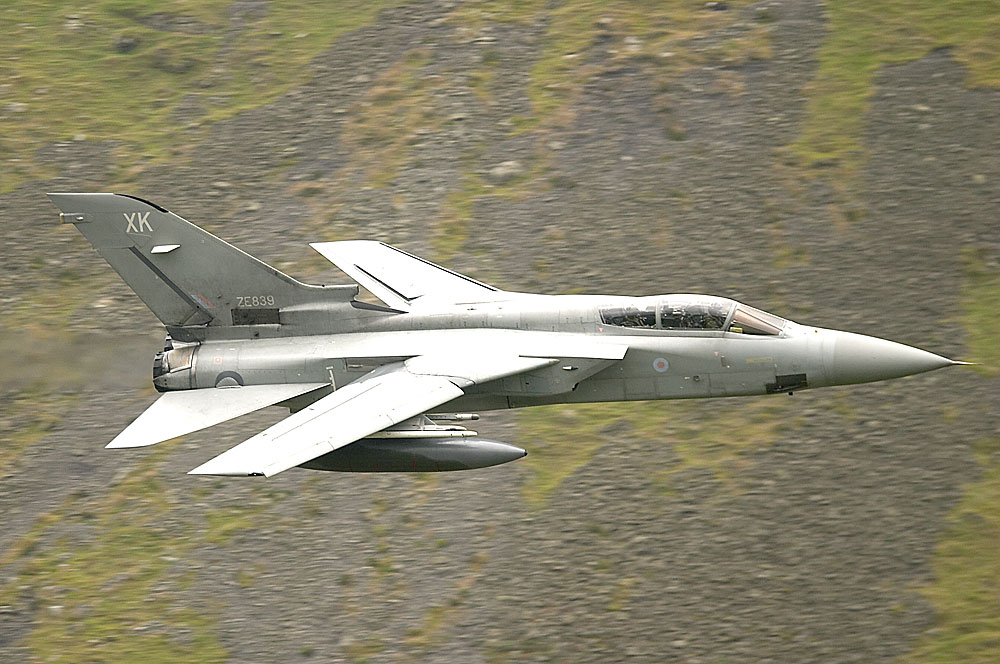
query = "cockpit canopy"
(599, 295, 787, 336)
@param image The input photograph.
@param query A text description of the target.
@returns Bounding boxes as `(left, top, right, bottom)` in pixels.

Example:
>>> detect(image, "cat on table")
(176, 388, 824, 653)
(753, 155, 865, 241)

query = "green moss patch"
(959, 247, 1000, 376)
(792, 0, 1000, 179)
(518, 402, 624, 509)
(455, 0, 764, 132)
(428, 1, 768, 262)
(518, 398, 787, 508)
(1, 1, 406, 192)
(341, 49, 440, 190)
(900, 438, 1000, 663)
(0, 452, 227, 662)
(0, 390, 78, 480)
(636, 399, 787, 494)
(403, 552, 489, 651)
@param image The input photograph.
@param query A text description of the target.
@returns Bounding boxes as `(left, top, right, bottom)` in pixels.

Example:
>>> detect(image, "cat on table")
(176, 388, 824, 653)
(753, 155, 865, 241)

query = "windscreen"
(729, 304, 786, 335)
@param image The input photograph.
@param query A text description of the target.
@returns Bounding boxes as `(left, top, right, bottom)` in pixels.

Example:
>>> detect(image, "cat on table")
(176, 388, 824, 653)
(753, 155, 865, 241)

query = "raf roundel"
(653, 357, 669, 373)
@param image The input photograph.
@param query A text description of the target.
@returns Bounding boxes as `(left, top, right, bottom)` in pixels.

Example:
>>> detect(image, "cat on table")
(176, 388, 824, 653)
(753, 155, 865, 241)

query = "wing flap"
(107, 383, 328, 448)
(188, 367, 464, 477)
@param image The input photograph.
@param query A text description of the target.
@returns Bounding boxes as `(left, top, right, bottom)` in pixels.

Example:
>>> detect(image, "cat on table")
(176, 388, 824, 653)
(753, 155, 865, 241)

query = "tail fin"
(49, 193, 357, 330)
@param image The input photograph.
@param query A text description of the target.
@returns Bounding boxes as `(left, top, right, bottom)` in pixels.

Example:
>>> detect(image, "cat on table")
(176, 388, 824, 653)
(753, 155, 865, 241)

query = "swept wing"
(188, 355, 558, 477)
(108, 383, 328, 448)
(310, 240, 503, 310)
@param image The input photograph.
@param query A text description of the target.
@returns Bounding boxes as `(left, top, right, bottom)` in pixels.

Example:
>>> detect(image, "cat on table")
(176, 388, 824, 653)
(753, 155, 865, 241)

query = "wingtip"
(187, 468, 262, 477)
(46, 192, 69, 210)
(106, 430, 184, 448)
(46, 191, 101, 204)
(104, 434, 183, 450)
(188, 459, 263, 477)
(106, 433, 167, 448)
(106, 440, 145, 449)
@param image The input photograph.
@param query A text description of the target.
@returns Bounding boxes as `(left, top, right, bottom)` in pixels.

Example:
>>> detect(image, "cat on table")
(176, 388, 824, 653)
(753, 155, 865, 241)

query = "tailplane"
(49, 193, 357, 332)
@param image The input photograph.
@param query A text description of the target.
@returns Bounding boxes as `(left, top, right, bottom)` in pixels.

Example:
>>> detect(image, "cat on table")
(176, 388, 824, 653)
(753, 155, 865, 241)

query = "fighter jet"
(48, 193, 965, 477)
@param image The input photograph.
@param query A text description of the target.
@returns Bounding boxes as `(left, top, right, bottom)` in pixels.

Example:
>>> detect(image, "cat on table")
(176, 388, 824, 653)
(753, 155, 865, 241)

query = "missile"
(427, 413, 480, 421)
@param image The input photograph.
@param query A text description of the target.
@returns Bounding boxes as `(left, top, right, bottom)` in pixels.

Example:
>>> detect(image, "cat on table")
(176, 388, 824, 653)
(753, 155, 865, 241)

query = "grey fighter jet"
(48, 193, 965, 477)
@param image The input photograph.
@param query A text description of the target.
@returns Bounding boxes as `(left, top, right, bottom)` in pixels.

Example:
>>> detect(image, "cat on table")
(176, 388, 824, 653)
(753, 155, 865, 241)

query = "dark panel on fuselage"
(231, 308, 280, 325)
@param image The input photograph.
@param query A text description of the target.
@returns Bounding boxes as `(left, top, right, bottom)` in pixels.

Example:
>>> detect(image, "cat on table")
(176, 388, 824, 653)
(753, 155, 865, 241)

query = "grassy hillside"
(1, 1, 998, 662)
(793, 0, 1000, 179)
(1, 1, 406, 192)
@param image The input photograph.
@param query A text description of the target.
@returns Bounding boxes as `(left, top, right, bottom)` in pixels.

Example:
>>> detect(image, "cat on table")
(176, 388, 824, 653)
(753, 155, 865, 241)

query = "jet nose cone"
(826, 331, 957, 386)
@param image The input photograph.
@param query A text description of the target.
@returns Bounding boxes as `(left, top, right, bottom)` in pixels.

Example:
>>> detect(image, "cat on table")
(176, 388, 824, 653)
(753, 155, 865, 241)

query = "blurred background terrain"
(1, 1, 999, 662)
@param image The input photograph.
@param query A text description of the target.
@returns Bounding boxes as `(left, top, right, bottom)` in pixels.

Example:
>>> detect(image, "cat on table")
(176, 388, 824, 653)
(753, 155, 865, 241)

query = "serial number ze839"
(236, 295, 275, 307)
